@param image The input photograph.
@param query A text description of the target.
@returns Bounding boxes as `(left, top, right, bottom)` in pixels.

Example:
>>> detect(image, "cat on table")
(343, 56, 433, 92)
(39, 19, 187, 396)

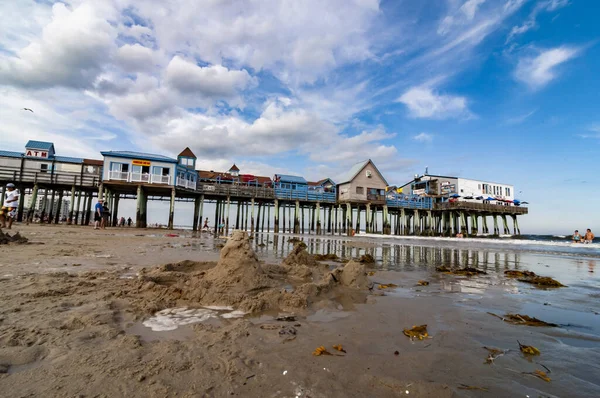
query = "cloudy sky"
(0, 0, 598, 233)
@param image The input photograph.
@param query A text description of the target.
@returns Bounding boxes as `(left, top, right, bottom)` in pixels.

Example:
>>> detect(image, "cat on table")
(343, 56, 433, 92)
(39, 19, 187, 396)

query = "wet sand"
(1, 225, 599, 397)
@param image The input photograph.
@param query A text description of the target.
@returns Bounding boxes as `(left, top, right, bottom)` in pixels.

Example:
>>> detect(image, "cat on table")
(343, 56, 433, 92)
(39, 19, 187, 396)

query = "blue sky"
(0, 0, 598, 234)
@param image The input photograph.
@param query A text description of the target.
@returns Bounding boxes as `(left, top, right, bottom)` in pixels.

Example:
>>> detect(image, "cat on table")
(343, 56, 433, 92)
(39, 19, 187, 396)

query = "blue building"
(100, 147, 198, 189)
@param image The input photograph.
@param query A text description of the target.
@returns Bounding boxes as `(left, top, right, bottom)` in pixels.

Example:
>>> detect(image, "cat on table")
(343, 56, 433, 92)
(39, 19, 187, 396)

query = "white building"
(400, 174, 515, 203)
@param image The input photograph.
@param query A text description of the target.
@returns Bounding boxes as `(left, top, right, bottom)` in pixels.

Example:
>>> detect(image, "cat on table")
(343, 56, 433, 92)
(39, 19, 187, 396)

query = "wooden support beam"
(27, 184, 39, 224)
(274, 199, 279, 233)
(136, 185, 147, 228)
(294, 200, 300, 234)
(256, 202, 262, 234)
(301, 204, 305, 234)
(193, 195, 201, 231)
(316, 202, 321, 235)
(54, 190, 63, 224)
(112, 193, 120, 228)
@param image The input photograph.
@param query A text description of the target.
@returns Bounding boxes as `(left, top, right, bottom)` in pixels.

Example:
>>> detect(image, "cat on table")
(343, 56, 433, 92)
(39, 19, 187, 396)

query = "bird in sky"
(22, 108, 34, 112)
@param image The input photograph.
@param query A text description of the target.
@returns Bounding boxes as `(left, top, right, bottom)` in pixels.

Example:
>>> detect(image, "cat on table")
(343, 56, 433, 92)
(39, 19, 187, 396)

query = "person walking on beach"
(584, 229, 595, 243)
(0, 183, 20, 229)
(94, 199, 104, 230)
(572, 230, 582, 243)
(202, 217, 209, 231)
(127, 217, 132, 227)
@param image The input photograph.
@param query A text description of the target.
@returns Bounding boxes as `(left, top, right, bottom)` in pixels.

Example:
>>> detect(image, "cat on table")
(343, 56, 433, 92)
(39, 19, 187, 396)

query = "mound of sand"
(204, 231, 274, 292)
(281, 242, 322, 279)
(282, 242, 317, 267)
(0, 229, 28, 245)
(129, 231, 369, 315)
(339, 260, 369, 289)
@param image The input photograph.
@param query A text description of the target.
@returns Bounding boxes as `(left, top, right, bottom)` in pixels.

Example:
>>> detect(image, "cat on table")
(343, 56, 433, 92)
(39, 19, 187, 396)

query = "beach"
(1, 225, 599, 397)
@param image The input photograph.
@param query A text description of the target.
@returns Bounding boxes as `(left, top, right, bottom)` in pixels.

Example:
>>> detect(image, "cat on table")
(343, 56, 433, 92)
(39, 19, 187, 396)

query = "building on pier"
(101, 149, 198, 189)
(400, 173, 515, 205)
(308, 178, 336, 193)
(337, 159, 387, 204)
(198, 164, 271, 187)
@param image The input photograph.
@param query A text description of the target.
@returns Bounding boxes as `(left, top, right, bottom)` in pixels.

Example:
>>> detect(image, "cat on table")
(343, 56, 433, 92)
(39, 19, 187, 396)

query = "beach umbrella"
(486, 197, 495, 201)
(475, 196, 484, 200)
(463, 196, 474, 199)
(521, 201, 529, 204)
(513, 199, 521, 205)
(450, 194, 460, 198)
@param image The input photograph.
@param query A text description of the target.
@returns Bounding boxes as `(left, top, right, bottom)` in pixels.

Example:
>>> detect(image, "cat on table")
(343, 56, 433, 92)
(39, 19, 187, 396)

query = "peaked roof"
(178, 147, 197, 158)
(308, 178, 335, 186)
(337, 159, 388, 185)
(229, 164, 240, 171)
(25, 140, 54, 151)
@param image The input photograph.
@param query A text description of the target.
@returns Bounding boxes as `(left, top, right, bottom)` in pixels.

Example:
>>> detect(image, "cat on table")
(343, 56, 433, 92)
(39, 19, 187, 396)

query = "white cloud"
(127, 0, 380, 84)
(412, 132, 433, 143)
(438, 0, 487, 35)
(397, 86, 469, 119)
(506, 109, 537, 124)
(308, 126, 397, 165)
(116, 44, 159, 73)
(461, 0, 487, 20)
(507, 0, 570, 42)
(0, 86, 117, 159)
(165, 56, 255, 98)
(0, 2, 118, 88)
(514, 46, 579, 89)
(578, 126, 600, 139)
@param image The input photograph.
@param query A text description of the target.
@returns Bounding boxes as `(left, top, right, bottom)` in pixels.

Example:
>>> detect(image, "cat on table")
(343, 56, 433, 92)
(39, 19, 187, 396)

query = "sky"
(0, 0, 598, 234)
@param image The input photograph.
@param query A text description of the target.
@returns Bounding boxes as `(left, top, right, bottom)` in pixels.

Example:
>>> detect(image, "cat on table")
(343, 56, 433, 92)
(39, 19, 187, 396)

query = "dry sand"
(0, 225, 599, 397)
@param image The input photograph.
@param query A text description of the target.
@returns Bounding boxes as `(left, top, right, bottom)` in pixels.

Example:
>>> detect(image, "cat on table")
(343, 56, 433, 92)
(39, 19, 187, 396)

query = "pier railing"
(197, 183, 275, 199)
(434, 201, 528, 214)
(0, 166, 100, 187)
(386, 195, 433, 209)
(274, 187, 336, 203)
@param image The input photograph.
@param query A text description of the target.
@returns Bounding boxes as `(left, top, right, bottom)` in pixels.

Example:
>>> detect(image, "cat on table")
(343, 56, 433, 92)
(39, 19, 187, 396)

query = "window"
(507, 188, 511, 196)
(110, 162, 129, 172)
(179, 157, 194, 167)
(40, 164, 48, 173)
(460, 189, 464, 193)
(356, 186, 364, 194)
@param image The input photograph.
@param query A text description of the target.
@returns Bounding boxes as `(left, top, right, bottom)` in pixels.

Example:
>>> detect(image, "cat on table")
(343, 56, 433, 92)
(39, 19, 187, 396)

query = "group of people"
(572, 229, 595, 244)
(93, 199, 132, 230)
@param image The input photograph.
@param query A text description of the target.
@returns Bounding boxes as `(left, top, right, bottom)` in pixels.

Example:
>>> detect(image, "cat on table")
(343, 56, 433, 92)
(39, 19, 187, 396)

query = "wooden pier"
(0, 163, 527, 237)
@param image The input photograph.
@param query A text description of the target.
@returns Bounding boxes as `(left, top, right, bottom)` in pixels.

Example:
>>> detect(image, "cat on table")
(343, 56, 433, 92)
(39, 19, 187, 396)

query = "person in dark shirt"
(94, 199, 104, 230)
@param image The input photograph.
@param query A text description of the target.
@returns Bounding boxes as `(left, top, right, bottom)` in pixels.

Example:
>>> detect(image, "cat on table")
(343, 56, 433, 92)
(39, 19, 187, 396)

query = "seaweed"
(518, 341, 541, 356)
(377, 283, 398, 289)
(504, 270, 536, 278)
(314, 253, 339, 261)
(487, 312, 557, 327)
(525, 370, 551, 382)
(435, 266, 487, 276)
(403, 325, 429, 340)
(313, 346, 332, 356)
(483, 347, 506, 364)
(518, 276, 565, 287)
(458, 384, 489, 391)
